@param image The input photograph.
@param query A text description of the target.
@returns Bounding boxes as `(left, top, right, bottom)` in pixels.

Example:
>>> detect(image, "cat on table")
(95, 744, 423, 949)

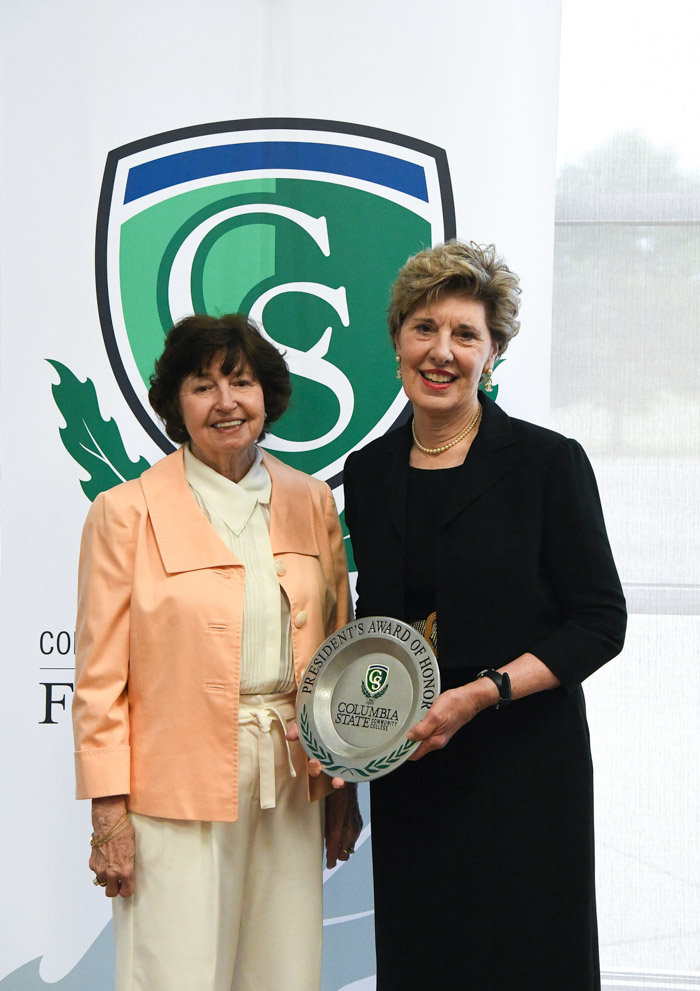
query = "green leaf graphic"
(48, 360, 151, 501)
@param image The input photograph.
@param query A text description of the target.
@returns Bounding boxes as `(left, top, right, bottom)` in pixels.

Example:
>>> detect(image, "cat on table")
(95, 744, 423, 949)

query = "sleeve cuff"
(74, 746, 131, 799)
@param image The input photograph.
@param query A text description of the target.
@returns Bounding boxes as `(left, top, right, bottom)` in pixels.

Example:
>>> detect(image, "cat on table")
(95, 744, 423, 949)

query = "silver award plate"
(296, 616, 440, 781)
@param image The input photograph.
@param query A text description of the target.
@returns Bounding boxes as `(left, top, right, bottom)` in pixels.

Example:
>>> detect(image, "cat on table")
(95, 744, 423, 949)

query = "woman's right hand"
(89, 796, 135, 898)
(286, 721, 346, 789)
(407, 680, 497, 760)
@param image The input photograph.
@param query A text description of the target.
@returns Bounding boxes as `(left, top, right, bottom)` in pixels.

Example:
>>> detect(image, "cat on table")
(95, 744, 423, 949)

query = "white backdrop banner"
(0, 2, 561, 988)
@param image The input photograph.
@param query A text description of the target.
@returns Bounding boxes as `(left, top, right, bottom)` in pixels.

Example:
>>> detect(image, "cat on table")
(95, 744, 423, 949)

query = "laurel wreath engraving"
(299, 706, 415, 779)
(361, 680, 388, 701)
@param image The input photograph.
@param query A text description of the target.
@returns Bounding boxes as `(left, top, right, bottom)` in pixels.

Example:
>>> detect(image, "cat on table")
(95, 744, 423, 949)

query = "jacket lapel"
(262, 450, 319, 556)
(383, 422, 413, 541)
(439, 396, 521, 530)
(141, 447, 320, 573)
(140, 448, 242, 573)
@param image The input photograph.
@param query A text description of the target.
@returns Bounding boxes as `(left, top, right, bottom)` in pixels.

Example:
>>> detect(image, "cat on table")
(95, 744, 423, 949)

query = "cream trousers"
(113, 693, 324, 991)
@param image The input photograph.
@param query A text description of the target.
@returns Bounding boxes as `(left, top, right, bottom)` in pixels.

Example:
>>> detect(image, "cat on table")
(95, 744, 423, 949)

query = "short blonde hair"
(388, 241, 521, 355)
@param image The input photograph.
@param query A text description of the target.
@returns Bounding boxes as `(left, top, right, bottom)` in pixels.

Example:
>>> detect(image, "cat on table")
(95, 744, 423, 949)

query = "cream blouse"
(183, 445, 295, 694)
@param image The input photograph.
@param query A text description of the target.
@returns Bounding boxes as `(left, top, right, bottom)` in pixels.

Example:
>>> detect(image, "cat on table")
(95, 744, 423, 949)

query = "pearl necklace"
(411, 405, 482, 455)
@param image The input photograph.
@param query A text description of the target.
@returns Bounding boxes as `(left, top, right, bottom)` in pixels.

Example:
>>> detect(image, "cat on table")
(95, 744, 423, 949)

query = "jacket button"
(294, 611, 307, 628)
(275, 560, 287, 577)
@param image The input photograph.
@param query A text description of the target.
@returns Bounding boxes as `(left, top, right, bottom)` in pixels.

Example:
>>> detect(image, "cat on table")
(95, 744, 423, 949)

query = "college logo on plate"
(363, 663, 389, 699)
(94, 117, 455, 483)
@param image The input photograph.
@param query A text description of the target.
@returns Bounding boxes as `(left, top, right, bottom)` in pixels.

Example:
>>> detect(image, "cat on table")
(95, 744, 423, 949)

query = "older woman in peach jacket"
(73, 314, 359, 991)
(74, 445, 349, 817)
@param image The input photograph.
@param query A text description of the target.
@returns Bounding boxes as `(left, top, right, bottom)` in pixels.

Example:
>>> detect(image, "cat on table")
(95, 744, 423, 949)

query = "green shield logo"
(96, 118, 455, 480)
(363, 663, 389, 699)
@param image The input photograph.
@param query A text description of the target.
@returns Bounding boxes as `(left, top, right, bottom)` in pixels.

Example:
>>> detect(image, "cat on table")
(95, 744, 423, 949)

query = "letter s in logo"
(249, 280, 352, 452)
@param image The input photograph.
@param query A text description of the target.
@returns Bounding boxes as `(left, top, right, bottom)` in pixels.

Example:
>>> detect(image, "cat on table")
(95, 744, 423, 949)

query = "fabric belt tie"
(238, 693, 297, 810)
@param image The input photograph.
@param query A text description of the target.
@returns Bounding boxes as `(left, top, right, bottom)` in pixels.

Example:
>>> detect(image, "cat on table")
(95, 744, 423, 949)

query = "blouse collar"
(183, 444, 271, 535)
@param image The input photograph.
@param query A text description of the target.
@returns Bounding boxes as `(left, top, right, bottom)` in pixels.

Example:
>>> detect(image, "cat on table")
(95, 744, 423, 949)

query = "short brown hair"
(388, 241, 521, 355)
(149, 313, 291, 443)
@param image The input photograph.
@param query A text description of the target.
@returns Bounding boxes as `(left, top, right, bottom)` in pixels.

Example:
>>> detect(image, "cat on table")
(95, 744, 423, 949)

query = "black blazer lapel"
(382, 421, 413, 541)
(440, 396, 522, 530)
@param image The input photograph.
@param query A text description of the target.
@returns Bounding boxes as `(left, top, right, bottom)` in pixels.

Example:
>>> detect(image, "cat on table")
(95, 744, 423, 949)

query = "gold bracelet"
(91, 814, 129, 848)
(90, 812, 130, 848)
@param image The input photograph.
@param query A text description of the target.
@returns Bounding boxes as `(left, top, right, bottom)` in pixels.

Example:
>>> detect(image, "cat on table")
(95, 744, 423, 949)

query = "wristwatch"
(476, 669, 512, 709)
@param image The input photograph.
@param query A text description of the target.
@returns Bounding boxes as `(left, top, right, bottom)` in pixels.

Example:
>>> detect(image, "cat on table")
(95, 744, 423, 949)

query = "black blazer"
(343, 395, 626, 691)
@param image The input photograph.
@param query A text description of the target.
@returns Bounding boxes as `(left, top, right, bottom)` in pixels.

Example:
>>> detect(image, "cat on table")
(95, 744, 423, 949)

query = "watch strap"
(476, 668, 512, 709)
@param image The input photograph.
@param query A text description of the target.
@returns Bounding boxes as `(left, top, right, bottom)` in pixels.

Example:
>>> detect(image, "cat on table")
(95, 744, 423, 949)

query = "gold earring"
(481, 367, 493, 392)
(395, 355, 402, 380)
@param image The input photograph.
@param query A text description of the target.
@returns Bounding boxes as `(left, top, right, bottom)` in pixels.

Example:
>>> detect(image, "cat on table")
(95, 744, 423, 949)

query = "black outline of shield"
(95, 117, 456, 483)
(365, 663, 389, 696)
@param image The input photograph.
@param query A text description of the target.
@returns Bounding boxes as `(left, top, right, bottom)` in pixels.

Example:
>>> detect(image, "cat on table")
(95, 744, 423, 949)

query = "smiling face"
(178, 351, 266, 481)
(395, 294, 498, 424)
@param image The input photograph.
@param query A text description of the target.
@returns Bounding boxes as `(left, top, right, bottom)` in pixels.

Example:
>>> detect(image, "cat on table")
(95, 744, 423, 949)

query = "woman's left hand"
(407, 681, 497, 760)
(89, 796, 135, 897)
(324, 785, 363, 869)
(408, 653, 560, 759)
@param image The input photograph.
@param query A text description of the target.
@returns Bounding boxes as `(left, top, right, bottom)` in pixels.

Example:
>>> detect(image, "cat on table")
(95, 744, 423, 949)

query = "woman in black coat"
(342, 241, 626, 991)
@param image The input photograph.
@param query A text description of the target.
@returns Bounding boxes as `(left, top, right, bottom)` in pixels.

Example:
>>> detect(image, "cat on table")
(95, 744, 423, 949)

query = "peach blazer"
(73, 446, 350, 821)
